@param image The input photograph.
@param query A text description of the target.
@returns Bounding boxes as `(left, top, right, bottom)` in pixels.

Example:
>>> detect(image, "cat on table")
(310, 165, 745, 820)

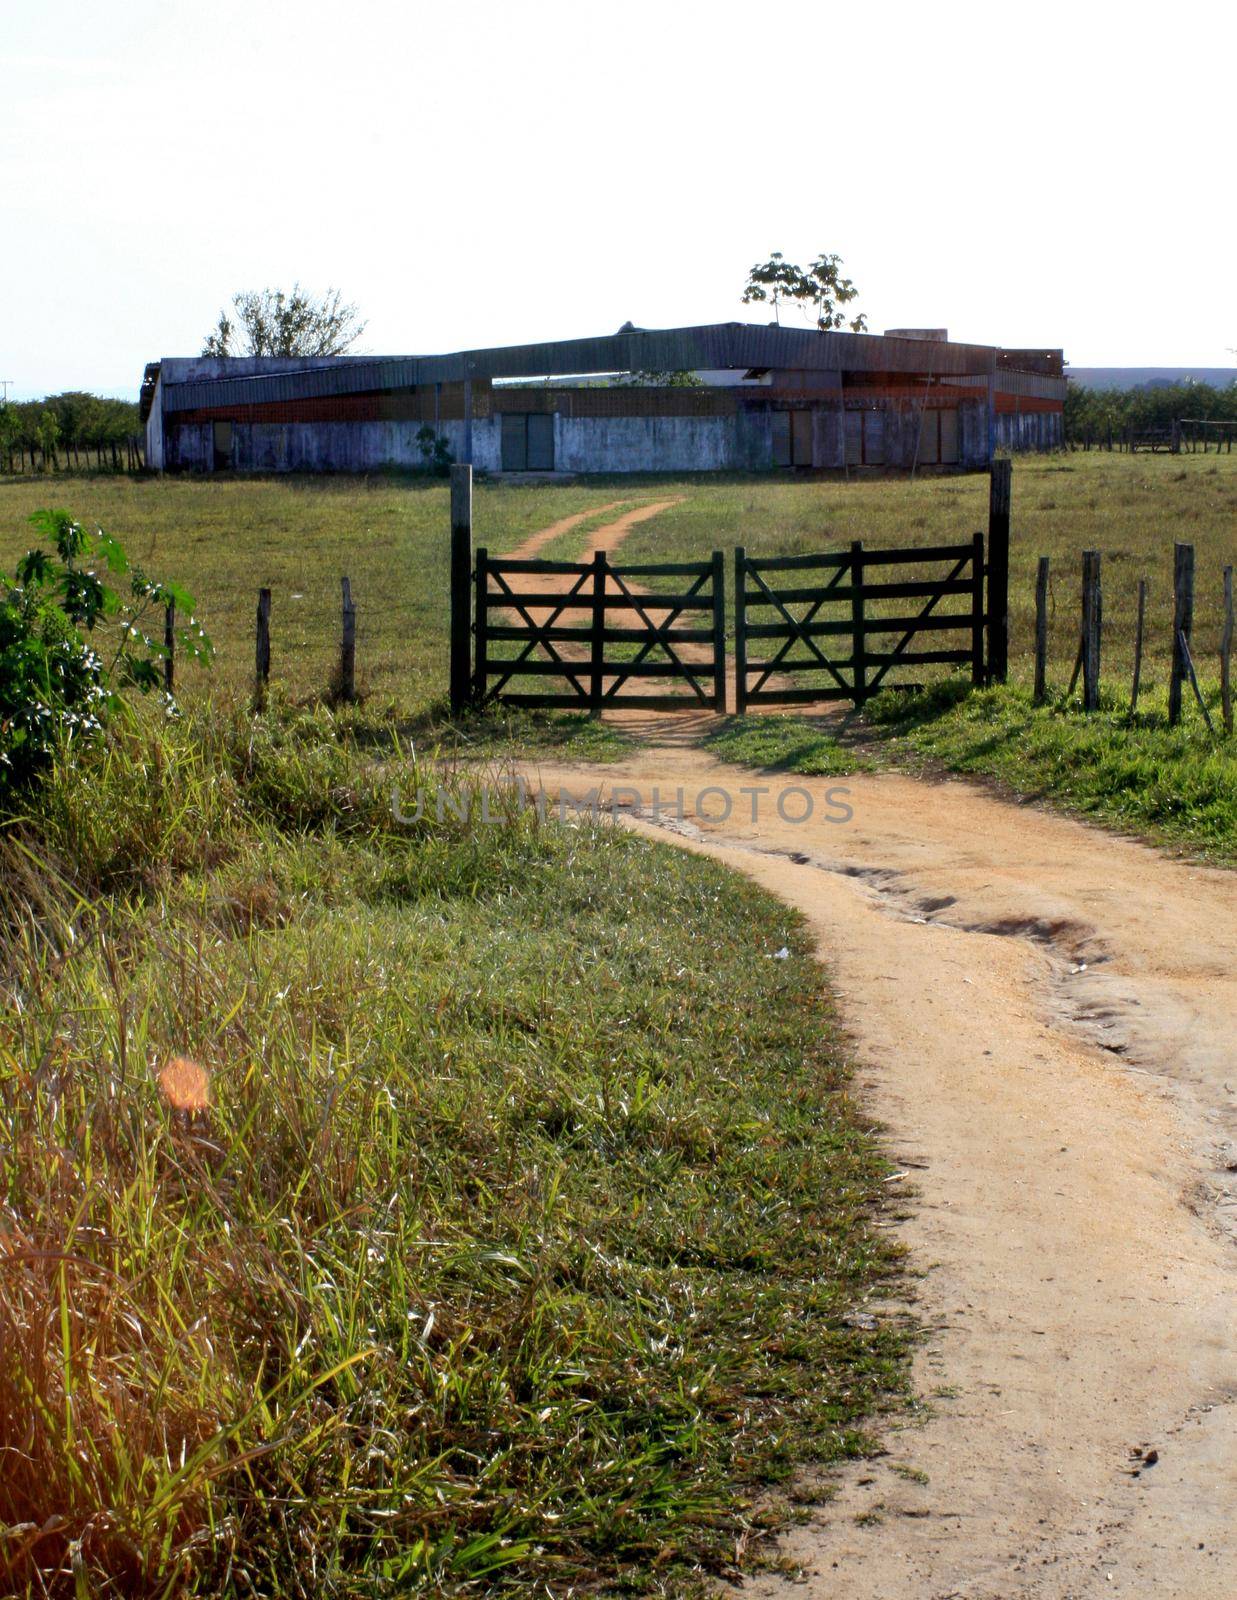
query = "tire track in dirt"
(502, 497, 685, 631)
(492, 498, 731, 719)
(516, 748, 1237, 1599)
(503, 500, 631, 562)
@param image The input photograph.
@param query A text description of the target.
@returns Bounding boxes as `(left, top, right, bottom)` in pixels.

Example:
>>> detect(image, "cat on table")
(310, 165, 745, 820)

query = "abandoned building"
(140, 323, 1065, 475)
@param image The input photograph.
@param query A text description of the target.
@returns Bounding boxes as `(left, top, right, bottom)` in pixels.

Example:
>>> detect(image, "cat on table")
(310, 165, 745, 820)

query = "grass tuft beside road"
(704, 714, 864, 776)
(866, 680, 1237, 862)
(0, 703, 909, 1596)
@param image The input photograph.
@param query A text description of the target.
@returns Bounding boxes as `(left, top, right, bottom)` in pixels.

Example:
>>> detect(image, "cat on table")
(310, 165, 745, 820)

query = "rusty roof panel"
(157, 323, 1000, 413)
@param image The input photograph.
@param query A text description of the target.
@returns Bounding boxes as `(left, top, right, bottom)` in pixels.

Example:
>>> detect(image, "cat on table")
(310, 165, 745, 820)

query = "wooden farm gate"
(734, 535, 988, 710)
(473, 547, 726, 711)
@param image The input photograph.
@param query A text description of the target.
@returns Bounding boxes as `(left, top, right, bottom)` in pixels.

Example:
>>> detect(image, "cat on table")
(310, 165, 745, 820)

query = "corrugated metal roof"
(157, 323, 1000, 414)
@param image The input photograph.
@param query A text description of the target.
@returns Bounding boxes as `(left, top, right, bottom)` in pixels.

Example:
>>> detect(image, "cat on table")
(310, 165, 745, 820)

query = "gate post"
(1081, 549, 1102, 713)
(733, 547, 747, 715)
(1169, 542, 1194, 727)
(850, 540, 866, 704)
(589, 549, 606, 713)
(711, 550, 726, 712)
(449, 464, 473, 713)
(987, 457, 1011, 684)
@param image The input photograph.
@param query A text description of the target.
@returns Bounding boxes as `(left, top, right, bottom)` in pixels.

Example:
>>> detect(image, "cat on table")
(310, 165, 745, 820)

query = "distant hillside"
(1067, 367, 1237, 392)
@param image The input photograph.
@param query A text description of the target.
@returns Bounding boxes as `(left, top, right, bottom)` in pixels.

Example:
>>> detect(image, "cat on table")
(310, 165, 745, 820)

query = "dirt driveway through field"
(502, 505, 1237, 1597)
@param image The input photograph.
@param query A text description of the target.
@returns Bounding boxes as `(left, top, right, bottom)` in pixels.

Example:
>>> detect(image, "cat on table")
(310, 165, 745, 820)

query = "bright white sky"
(2, 0, 1233, 400)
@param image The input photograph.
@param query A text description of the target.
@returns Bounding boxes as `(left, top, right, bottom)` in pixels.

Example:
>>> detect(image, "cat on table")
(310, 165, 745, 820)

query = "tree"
(741, 252, 868, 333)
(615, 369, 704, 388)
(36, 409, 60, 469)
(202, 285, 366, 358)
(0, 405, 18, 467)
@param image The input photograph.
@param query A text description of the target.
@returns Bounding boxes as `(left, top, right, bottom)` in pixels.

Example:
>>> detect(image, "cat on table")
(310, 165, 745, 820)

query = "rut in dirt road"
(521, 748, 1237, 1600)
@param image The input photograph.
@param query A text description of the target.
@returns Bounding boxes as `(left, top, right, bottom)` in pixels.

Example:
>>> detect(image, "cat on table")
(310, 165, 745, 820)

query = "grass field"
(0, 475, 650, 717)
(614, 452, 1237, 690)
(0, 712, 909, 1596)
(1, 455, 1231, 1591)
(3, 453, 1233, 717)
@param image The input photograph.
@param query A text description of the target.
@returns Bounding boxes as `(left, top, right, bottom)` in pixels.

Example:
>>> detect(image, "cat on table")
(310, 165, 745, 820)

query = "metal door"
(501, 414, 527, 471)
(844, 412, 863, 466)
(917, 411, 939, 465)
(771, 411, 791, 467)
(791, 410, 813, 466)
(863, 411, 886, 466)
(939, 409, 959, 465)
(526, 413, 555, 471)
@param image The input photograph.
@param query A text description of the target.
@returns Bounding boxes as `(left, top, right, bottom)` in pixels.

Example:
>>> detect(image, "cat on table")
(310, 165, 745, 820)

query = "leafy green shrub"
(0, 509, 210, 795)
(415, 424, 453, 476)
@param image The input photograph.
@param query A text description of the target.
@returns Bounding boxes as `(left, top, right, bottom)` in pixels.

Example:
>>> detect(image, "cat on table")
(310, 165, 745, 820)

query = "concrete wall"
(166, 423, 212, 471)
(959, 400, 988, 465)
(996, 411, 1063, 452)
(160, 397, 1004, 475)
(554, 415, 738, 473)
(163, 419, 485, 474)
(144, 378, 164, 470)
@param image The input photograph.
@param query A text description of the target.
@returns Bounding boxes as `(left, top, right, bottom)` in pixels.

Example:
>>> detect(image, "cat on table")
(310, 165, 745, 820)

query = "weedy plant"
(0, 509, 210, 793)
(0, 703, 910, 1596)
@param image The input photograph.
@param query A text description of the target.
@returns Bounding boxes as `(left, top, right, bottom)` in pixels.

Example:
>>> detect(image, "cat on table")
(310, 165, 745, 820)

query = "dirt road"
(498, 505, 1237, 1595)
(523, 749, 1236, 1597)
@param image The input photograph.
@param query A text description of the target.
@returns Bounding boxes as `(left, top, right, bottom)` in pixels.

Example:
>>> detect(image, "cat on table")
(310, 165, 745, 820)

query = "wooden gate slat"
(474, 547, 724, 710)
(735, 536, 989, 710)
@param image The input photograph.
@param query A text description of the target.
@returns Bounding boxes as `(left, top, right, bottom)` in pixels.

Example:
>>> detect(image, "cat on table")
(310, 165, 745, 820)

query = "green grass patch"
(0, 706, 908, 1595)
(705, 714, 866, 777)
(0, 476, 633, 720)
(867, 680, 1237, 862)
(4, 453, 1231, 728)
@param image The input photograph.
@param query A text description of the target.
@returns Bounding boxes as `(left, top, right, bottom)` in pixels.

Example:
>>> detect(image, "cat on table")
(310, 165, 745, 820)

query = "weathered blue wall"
(161, 397, 1008, 475)
(996, 411, 1063, 452)
(554, 415, 738, 473)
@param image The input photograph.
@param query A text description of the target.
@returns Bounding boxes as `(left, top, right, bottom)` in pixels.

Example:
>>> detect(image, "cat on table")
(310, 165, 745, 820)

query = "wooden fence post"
(734, 546, 748, 716)
(850, 539, 866, 705)
(987, 457, 1011, 683)
(163, 600, 175, 693)
(1130, 578, 1147, 719)
(1222, 565, 1233, 736)
(338, 576, 357, 702)
(711, 550, 727, 712)
(1169, 542, 1194, 726)
(255, 587, 271, 709)
(1033, 556, 1050, 704)
(589, 549, 607, 713)
(449, 463, 473, 713)
(1081, 550, 1102, 712)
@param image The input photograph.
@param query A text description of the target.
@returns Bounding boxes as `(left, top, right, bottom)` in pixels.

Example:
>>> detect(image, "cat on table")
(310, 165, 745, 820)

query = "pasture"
(1, 452, 1233, 716)
(2, 452, 1233, 1592)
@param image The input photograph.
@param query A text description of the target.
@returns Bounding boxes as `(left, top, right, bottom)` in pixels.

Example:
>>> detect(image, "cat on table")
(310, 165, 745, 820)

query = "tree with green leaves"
(742, 252, 868, 333)
(203, 286, 367, 358)
(36, 409, 60, 470)
(615, 369, 704, 388)
(0, 404, 18, 469)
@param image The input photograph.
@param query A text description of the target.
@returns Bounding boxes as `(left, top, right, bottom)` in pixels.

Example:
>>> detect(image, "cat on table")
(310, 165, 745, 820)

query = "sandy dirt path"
(498, 503, 1236, 1592)
(503, 497, 686, 630)
(501, 500, 631, 562)
(519, 748, 1237, 1598)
